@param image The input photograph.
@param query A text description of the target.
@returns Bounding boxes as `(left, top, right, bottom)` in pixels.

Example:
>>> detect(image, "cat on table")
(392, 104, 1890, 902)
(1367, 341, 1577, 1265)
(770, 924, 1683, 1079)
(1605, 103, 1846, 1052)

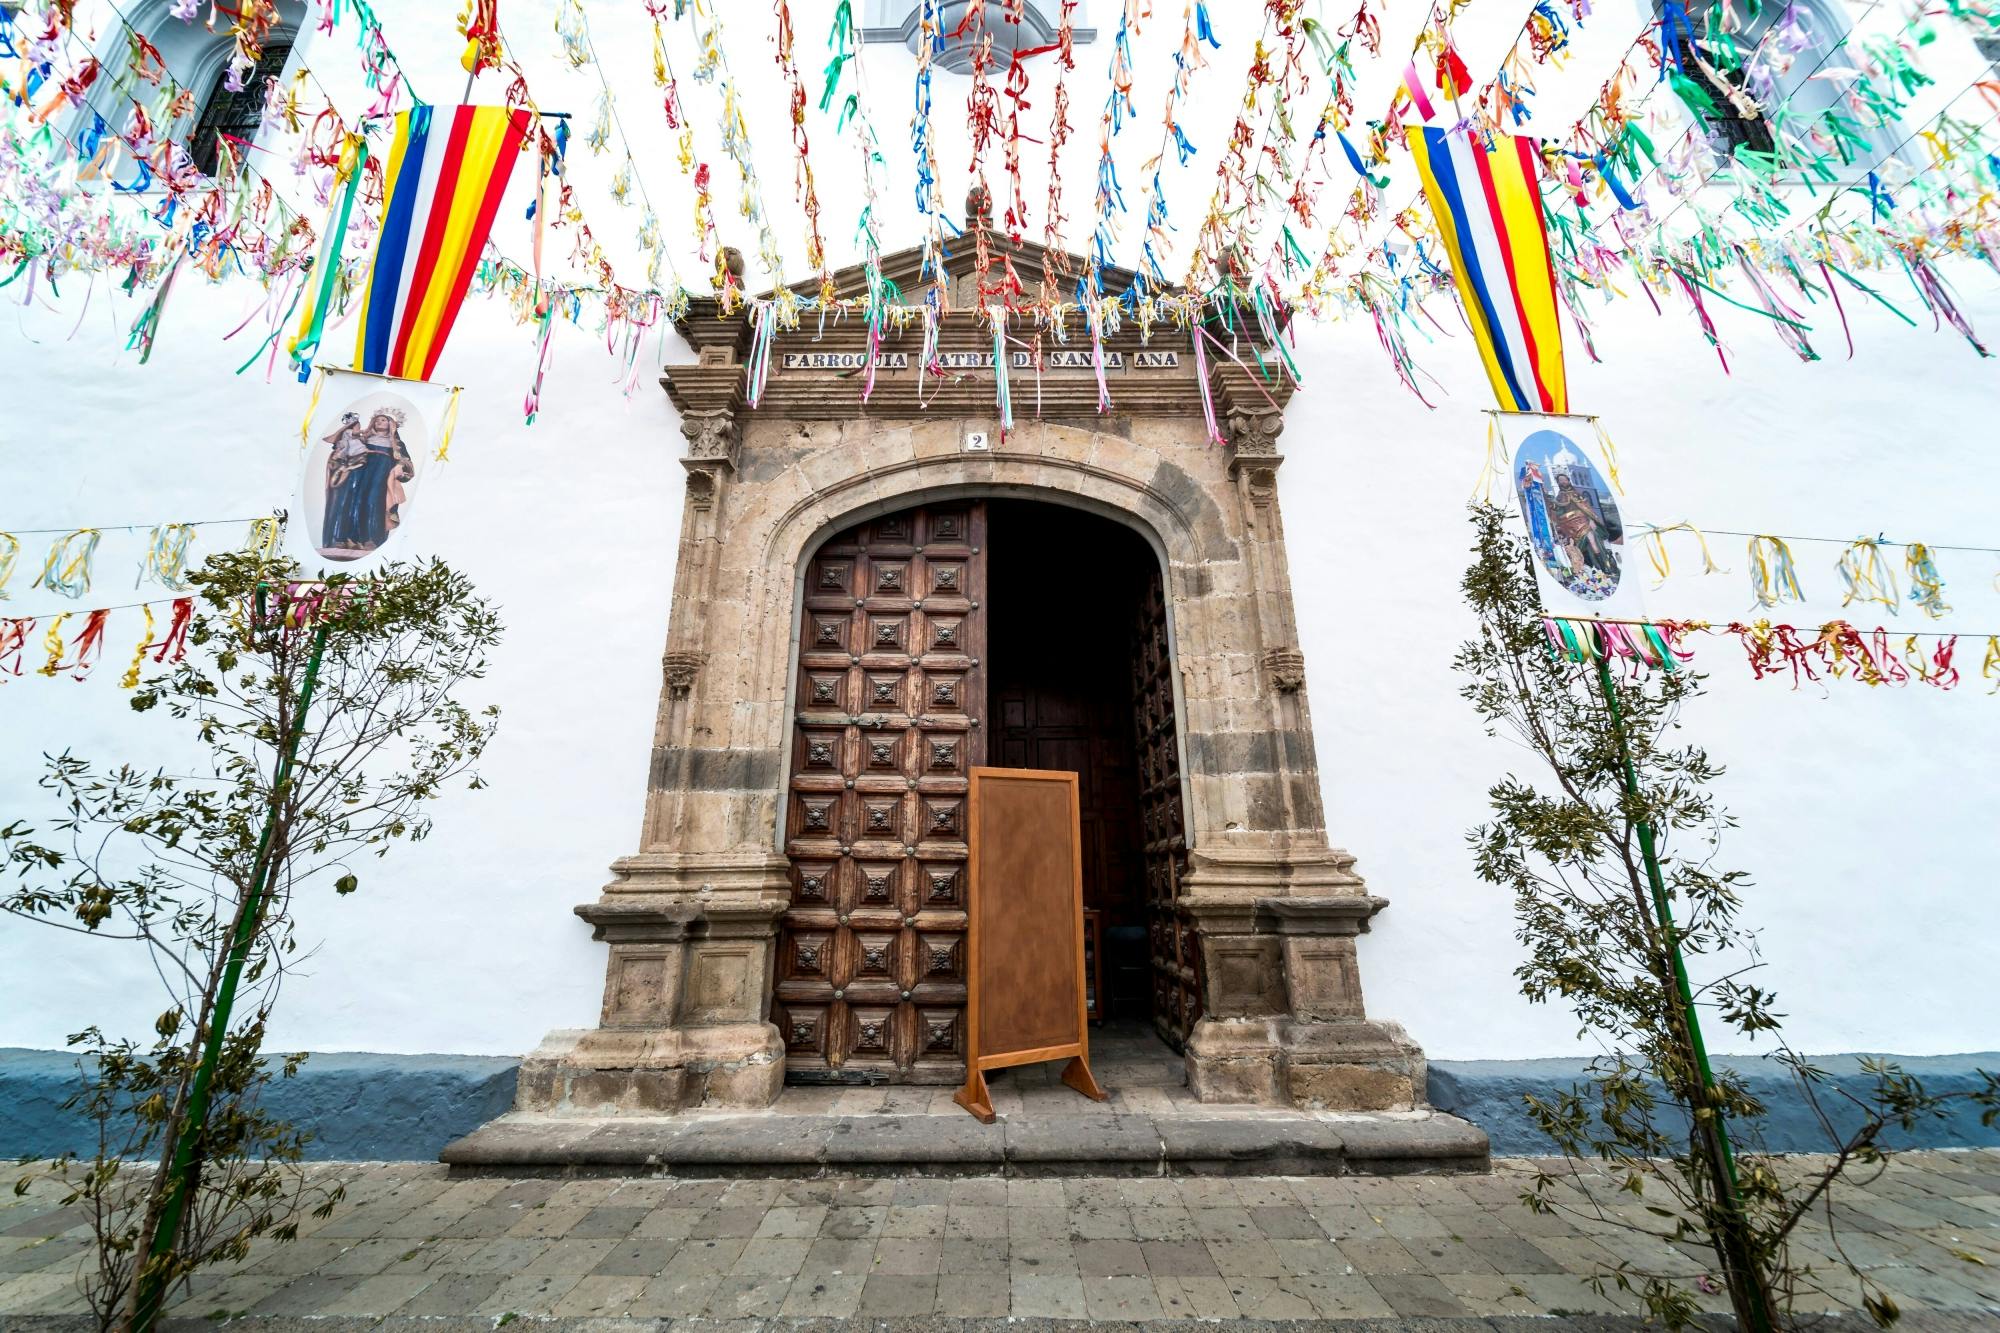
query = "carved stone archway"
(511, 232, 1429, 1117)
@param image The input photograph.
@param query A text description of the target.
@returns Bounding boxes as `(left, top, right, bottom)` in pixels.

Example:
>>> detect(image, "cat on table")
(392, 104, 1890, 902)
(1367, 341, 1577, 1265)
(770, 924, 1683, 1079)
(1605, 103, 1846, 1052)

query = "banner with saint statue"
(1496, 412, 1666, 668)
(297, 369, 459, 568)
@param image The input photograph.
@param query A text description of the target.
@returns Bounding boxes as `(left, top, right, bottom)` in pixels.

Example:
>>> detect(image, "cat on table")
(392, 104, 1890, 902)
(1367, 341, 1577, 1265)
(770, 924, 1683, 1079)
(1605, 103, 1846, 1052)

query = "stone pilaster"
(520, 330, 793, 1116)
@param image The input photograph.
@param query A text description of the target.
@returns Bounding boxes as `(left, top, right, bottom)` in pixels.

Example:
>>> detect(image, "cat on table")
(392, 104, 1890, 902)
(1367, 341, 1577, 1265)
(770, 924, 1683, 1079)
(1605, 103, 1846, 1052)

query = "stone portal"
(511, 231, 1430, 1118)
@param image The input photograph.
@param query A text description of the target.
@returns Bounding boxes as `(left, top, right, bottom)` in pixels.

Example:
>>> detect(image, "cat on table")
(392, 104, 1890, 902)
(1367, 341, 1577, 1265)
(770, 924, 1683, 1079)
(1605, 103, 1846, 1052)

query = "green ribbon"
(1824, 262, 1918, 327)
(289, 138, 370, 379)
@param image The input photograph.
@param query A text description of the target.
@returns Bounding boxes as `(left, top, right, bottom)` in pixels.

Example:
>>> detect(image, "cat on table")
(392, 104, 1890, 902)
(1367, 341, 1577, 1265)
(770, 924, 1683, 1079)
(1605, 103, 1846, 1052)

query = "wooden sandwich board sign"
(954, 767, 1109, 1123)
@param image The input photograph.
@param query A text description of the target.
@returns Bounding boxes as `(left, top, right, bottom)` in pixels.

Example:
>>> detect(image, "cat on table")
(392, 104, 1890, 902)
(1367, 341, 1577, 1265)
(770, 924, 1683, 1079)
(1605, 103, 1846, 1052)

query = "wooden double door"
(776, 499, 1196, 1083)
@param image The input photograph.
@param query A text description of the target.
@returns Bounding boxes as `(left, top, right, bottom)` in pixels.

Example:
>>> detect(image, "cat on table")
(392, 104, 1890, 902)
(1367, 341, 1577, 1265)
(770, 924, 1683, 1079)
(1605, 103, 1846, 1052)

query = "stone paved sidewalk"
(2, 1152, 1996, 1324)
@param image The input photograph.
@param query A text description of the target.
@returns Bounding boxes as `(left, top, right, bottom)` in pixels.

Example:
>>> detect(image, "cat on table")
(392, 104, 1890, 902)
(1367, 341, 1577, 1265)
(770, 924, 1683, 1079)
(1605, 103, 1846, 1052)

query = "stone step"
(439, 1110, 1489, 1179)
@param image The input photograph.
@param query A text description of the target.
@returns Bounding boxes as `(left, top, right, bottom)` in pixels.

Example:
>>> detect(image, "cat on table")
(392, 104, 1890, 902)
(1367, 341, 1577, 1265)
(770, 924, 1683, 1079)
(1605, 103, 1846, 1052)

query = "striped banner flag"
(1404, 127, 1568, 414)
(354, 105, 531, 382)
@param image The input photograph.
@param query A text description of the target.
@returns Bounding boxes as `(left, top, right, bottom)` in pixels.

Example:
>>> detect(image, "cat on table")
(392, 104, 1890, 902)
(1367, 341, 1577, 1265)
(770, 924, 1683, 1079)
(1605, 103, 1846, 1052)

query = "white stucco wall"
(3, 1, 1997, 1063)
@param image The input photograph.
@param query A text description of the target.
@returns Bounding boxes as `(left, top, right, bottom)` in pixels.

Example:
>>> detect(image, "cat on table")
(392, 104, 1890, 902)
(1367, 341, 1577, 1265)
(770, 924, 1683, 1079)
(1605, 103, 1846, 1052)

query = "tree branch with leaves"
(5, 552, 501, 1331)
(1456, 503, 1997, 1331)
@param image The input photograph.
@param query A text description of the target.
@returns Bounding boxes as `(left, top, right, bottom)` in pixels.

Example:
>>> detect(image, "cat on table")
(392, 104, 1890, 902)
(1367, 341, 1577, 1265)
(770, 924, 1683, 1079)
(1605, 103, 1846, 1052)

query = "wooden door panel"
(779, 501, 984, 1082)
(1133, 569, 1200, 1051)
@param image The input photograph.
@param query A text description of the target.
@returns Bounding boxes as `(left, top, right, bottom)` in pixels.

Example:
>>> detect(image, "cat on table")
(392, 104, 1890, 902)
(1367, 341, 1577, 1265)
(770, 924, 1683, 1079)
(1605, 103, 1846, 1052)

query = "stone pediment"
(669, 193, 1290, 434)
(743, 189, 1152, 309)
(758, 229, 1149, 310)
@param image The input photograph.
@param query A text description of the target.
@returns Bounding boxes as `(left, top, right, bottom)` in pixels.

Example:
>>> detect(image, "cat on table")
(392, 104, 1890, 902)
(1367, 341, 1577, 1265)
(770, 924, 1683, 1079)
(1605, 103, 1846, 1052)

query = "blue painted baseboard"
(0, 1049, 519, 1162)
(7, 1047, 1994, 1161)
(1429, 1052, 2000, 1156)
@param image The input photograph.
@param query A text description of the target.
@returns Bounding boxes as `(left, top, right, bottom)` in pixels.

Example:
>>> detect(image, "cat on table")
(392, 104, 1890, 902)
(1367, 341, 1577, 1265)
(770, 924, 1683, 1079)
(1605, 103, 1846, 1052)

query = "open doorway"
(985, 500, 1198, 1058)
(776, 496, 1198, 1087)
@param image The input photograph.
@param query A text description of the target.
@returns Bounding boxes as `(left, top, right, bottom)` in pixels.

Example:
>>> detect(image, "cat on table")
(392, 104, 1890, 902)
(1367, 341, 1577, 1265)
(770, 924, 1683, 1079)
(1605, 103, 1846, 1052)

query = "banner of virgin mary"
(299, 369, 455, 567)
(1498, 411, 1649, 626)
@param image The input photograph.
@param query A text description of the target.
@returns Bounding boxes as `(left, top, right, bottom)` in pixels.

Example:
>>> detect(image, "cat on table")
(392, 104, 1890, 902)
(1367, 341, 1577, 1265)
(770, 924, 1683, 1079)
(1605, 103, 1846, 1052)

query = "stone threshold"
(438, 1108, 1489, 1179)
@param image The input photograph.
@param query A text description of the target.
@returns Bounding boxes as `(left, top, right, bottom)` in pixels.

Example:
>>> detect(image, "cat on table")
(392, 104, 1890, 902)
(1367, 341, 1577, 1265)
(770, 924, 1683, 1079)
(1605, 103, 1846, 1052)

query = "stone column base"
(1182, 885, 1429, 1111)
(513, 868, 791, 1115)
(514, 1023, 784, 1115)
(1186, 1016, 1427, 1111)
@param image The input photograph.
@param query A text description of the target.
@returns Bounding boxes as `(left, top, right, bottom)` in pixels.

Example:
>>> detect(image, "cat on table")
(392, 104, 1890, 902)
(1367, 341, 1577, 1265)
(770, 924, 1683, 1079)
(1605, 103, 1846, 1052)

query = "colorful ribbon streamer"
(38, 529, 100, 599)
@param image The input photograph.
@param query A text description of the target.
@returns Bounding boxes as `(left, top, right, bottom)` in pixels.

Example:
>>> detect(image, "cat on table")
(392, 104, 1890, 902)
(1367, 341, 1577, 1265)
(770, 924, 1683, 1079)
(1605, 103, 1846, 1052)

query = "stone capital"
(663, 650, 706, 698)
(1262, 646, 1306, 693)
(678, 409, 741, 476)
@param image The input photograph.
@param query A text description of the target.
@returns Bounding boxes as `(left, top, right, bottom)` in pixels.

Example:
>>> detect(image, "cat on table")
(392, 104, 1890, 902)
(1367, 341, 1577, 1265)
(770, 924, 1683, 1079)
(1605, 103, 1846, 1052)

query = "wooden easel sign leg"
(954, 1053, 1109, 1124)
(955, 768, 1112, 1123)
(954, 1067, 996, 1124)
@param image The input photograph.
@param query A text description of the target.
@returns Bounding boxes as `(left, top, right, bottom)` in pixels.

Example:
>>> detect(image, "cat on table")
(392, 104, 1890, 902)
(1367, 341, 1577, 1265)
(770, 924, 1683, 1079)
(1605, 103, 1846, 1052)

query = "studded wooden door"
(1133, 570, 1200, 1051)
(776, 502, 986, 1083)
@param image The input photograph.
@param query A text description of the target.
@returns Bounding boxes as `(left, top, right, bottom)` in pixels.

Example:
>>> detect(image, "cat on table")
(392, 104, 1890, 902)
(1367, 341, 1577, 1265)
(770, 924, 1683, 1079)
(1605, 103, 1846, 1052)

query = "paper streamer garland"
(1542, 615, 2000, 695)
(1836, 536, 1901, 615)
(3, 597, 193, 686)
(37, 529, 100, 599)
(1747, 535, 1806, 609)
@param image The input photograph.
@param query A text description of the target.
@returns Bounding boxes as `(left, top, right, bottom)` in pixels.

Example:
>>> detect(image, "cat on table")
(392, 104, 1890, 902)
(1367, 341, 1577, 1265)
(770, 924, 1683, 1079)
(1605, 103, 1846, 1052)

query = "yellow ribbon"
(1836, 537, 1900, 613)
(1986, 636, 2000, 694)
(37, 612, 68, 677)
(1747, 535, 1804, 608)
(1590, 418, 1626, 495)
(0, 531, 17, 599)
(1473, 416, 1506, 503)
(434, 387, 464, 461)
(38, 529, 101, 599)
(243, 516, 283, 559)
(1637, 522, 1726, 588)
(121, 604, 156, 690)
(142, 524, 197, 590)
(299, 365, 326, 449)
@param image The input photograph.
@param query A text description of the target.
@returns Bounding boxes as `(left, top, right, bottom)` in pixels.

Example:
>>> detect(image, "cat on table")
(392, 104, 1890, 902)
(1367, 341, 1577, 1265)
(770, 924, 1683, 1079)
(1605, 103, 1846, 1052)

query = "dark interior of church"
(984, 499, 1162, 1031)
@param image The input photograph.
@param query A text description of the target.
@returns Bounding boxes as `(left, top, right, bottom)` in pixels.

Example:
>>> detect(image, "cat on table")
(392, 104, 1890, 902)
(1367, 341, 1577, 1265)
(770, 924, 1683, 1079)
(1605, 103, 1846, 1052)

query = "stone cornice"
(658, 309, 1297, 430)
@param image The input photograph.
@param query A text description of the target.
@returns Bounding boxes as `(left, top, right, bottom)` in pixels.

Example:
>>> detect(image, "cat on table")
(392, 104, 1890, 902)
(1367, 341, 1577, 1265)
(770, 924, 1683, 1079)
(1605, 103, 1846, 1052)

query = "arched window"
(187, 37, 295, 176)
(1676, 0, 1906, 176)
(72, 0, 303, 185)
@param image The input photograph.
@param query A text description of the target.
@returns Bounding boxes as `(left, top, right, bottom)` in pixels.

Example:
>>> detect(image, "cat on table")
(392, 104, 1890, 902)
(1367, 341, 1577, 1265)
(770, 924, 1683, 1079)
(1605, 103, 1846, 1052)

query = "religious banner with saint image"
(298, 369, 456, 567)
(1497, 412, 1646, 625)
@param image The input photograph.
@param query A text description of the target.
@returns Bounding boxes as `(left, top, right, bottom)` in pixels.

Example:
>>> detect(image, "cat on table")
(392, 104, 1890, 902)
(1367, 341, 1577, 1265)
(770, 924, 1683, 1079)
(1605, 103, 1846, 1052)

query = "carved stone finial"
(966, 183, 993, 229)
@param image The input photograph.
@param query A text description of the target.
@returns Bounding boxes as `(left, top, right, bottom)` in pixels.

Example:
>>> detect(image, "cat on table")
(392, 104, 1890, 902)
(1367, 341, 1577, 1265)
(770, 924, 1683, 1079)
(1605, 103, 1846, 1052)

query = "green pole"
(1590, 648, 1773, 1333)
(131, 614, 333, 1333)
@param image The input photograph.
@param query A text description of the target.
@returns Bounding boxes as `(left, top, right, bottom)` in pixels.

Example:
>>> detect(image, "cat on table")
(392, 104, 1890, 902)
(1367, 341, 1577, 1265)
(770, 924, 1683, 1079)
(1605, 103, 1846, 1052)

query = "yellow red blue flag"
(355, 105, 531, 382)
(1404, 127, 1567, 414)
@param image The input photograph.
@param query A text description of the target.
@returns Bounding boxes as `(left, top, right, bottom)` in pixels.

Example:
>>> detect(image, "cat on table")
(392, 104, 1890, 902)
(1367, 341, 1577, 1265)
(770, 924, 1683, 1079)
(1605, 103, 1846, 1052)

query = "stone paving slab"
(3, 1152, 1997, 1323)
(4, 1316, 2000, 1333)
